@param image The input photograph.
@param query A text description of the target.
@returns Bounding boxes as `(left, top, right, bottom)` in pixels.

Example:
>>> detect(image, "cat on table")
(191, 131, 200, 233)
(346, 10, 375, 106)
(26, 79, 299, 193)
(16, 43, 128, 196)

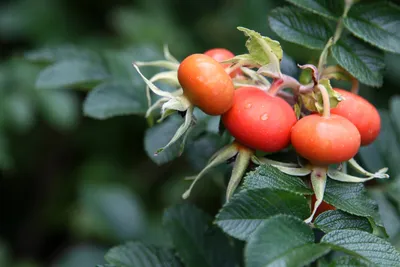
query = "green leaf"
(328, 256, 374, 267)
(144, 117, 186, 165)
(83, 81, 147, 119)
(245, 215, 330, 267)
(344, 2, 400, 54)
(215, 188, 309, 240)
(322, 230, 400, 266)
(3, 92, 35, 132)
(369, 190, 400, 239)
(102, 46, 162, 82)
(55, 244, 107, 267)
(37, 90, 80, 131)
(35, 59, 109, 90)
(237, 27, 283, 63)
(163, 203, 237, 267)
(332, 37, 384, 87)
(285, 0, 344, 20)
(377, 109, 400, 175)
(243, 164, 313, 195)
(105, 242, 182, 267)
(24, 45, 101, 64)
(73, 183, 147, 242)
(323, 180, 382, 228)
(314, 210, 372, 233)
(268, 6, 334, 50)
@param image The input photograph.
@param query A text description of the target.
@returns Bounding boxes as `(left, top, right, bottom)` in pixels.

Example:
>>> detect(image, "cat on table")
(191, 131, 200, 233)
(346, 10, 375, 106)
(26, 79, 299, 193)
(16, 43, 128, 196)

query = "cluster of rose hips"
(133, 29, 388, 223)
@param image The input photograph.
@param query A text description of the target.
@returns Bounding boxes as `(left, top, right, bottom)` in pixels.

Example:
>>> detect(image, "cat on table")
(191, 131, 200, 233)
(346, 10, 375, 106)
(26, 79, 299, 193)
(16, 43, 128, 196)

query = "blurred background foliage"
(0, 0, 399, 266)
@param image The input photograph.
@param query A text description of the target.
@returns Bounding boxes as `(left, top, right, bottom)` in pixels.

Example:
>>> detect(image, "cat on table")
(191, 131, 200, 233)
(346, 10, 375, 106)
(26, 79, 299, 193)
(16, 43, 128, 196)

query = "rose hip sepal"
(182, 141, 253, 202)
(133, 52, 235, 156)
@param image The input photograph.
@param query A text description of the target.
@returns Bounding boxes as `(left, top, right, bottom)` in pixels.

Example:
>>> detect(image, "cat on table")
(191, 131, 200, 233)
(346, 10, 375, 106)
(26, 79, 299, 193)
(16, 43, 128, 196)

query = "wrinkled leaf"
(243, 164, 313, 195)
(314, 210, 372, 233)
(269, 6, 334, 50)
(215, 188, 309, 240)
(285, 0, 344, 20)
(332, 37, 384, 87)
(323, 180, 382, 228)
(344, 2, 400, 54)
(105, 242, 182, 267)
(163, 203, 237, 267)
(246, 215, 330, 267)
(322, 230, 400, 266)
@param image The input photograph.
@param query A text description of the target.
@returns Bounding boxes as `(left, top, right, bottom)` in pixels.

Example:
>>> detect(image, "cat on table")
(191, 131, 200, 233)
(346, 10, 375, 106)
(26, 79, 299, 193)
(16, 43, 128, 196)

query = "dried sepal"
(182, 143, 240, 199)
(226, 147, 253, 201)
(304, 166, 327, 224)
(347, 158, 389, 179)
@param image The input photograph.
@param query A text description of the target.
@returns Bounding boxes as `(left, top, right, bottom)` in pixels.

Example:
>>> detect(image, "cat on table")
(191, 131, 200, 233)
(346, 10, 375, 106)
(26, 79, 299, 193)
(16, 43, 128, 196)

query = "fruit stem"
(351, 79, 359, 94)
(268, 75, 303, 96)
(317, 84, 331, 117)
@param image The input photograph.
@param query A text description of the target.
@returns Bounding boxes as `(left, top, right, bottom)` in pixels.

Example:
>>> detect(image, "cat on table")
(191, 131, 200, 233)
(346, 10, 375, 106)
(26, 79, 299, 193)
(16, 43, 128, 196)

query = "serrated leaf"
(24, 45, 101, 64)
(322, 230, 400, 266)
(323, 180, 382, 228)
(369, 190, 400, 239)
(332, 37, 384, 87)
(246, 215, 330, 267)
(268, 6, 334, 50)
(344, 2, 400, 54)
(105, 242, 182, 267)
(237, 27, 283, 63)
(35, 59, 109, 90)
(215, 188, 309, 240)
(314, 210, 372, 233)
(243, 164, 313, 195)
(285, 0, 344, 20)
(83, 81, 147, 119)
(328, 256, 374, 267)
(163, 203, 237, 267)
(144, 117, 185, 165)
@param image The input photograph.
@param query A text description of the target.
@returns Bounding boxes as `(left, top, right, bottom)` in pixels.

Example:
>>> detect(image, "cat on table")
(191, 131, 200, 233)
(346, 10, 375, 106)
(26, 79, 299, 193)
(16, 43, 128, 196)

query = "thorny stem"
(317, 0, 355, 76)
(317, 84, 331, 118)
